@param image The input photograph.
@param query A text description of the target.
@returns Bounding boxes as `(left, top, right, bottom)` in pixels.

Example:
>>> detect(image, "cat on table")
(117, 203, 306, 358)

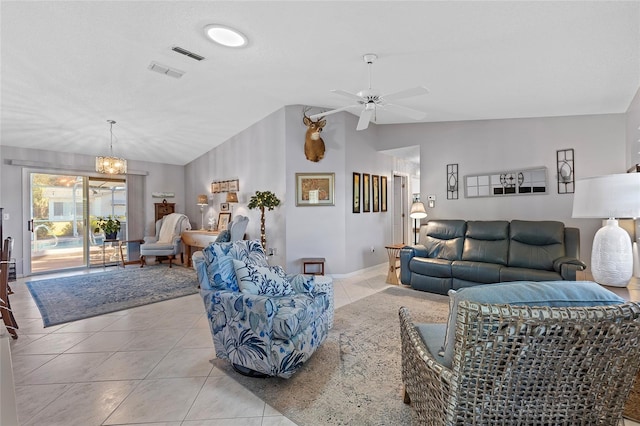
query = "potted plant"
(95, 215, 121, 240)
(247, 190, 281, 249)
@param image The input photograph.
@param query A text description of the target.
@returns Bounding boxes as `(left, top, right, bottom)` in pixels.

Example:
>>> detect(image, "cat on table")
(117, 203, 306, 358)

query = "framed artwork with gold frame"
(295, 173, 335, 206)
(363, 173, 370, 212)
(217, 212, 232, 230)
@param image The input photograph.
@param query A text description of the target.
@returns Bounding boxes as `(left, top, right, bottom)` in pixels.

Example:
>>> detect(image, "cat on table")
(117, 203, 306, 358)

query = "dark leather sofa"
(400, 220, 586, 295)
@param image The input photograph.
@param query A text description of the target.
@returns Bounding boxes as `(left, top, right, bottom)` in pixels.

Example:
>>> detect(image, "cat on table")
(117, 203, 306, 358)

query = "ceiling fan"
(310, 53, 429, 131)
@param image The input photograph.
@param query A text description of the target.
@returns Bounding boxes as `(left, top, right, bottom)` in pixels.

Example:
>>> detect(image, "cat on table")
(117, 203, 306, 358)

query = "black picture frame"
(353, 172, 361, 213)
(363, 173, 370, 212)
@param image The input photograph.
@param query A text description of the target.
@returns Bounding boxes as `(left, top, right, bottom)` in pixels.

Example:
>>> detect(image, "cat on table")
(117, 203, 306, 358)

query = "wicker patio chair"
(399, 301, 640, 425)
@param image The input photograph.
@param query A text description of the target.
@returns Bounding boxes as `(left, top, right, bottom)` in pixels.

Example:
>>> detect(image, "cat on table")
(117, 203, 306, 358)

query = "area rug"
(26, 266, 199, 327)
(214, 285, 450, 425)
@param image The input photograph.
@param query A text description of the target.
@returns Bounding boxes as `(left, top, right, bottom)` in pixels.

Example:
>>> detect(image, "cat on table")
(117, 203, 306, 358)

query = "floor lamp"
(410, 202, 427, 245)
(197, 195, 208, 230)
(572, 173, 640, 287)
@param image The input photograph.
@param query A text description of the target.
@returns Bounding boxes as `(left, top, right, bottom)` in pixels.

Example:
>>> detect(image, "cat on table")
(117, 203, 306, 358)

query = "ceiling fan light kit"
(310, 53, 429, 131)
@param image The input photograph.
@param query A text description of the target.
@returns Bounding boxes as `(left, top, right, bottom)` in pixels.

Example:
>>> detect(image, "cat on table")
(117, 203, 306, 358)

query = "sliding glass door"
(29, 173, 127, 274)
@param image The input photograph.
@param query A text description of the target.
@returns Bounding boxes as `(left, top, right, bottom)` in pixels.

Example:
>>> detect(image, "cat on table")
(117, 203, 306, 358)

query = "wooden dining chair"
(1, 238, 18, 339)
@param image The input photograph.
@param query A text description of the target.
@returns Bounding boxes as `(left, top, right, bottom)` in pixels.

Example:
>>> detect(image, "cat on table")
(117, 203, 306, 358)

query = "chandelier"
(96, 120, 127, 175)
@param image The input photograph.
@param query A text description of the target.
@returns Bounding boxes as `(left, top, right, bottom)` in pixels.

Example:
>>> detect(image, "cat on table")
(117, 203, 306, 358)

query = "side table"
(119, 239, 144, 268)
(102, 239, 119, 267)
(302, 257, 325, 275)
(385, 244, 405, 285)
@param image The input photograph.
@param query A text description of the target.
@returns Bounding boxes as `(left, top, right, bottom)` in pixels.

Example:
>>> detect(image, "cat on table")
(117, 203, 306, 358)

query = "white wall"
(626, 87, 640, 169)
(0, 146, 186, 275)
(377, 114, 627, 268)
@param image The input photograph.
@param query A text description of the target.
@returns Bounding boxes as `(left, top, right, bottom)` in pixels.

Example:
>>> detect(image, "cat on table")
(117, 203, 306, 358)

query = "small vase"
(105, 232, 117, 240)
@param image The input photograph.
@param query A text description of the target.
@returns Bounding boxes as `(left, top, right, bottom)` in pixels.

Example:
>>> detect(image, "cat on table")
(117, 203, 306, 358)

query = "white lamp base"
(591, 219, 633, 287)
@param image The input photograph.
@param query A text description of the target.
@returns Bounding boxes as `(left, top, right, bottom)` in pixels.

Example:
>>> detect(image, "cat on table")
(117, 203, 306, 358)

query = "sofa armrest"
(553, 256, 587, 280)
(400, 245, 427, 285)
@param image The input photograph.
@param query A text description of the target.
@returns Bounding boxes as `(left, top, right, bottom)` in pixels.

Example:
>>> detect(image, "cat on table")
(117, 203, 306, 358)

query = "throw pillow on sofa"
(233, 259, 294, 296)
(439, 280, 625, 368)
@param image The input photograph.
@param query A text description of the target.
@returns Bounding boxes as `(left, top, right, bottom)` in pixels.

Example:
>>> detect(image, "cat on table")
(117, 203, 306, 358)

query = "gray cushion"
(462, 221, 509, 265)
(508, 220, 565, 270)
(440, 280, 625, 369)
(423, 220, 466, 261)
(415, 323, 447, 365)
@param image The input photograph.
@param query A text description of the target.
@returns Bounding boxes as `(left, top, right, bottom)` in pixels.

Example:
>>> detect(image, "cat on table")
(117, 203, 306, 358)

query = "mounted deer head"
(303, 107, 326, 162)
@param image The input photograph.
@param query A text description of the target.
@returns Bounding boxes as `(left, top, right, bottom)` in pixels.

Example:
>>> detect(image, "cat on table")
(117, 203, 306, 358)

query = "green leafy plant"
(95, 215, 121, 236)
(247, 191, 281, 248)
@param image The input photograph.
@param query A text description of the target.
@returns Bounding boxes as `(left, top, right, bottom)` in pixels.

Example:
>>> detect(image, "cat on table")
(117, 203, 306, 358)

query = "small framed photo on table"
(218, 212, 232, 230)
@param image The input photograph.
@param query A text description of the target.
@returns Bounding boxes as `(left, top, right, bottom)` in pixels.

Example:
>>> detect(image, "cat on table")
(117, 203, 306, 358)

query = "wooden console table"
(302, 258, 325, 275)
(182, 230, 219, 267)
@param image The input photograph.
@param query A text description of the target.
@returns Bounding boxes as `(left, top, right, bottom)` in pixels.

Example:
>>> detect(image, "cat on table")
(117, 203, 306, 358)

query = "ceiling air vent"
(171, 46, 205, 61)
(148, 61, 185, 79)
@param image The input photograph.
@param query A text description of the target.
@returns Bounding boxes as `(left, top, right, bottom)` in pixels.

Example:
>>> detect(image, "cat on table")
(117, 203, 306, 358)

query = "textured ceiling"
(1, 1, 639, 166)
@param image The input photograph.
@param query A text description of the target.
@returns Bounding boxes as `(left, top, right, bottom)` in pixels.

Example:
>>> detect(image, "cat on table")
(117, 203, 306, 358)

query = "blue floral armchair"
(193, 240, 331, 378)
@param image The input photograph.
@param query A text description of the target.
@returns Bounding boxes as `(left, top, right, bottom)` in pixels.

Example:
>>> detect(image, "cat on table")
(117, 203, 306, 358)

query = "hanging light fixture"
(96, 120, 127, 175)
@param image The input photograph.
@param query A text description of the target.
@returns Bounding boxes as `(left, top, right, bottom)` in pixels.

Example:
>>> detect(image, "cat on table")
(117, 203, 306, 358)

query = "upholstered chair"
(193, 239, 331, 378)
(140, 213, 191, 268)
(229, 215, 249, 241)
(399, 281, 640, 425)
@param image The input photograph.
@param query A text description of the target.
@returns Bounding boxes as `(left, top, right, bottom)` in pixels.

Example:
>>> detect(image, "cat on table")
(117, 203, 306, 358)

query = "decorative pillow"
(233, 259, 293, 296)
(201, 240, 270, 292)
(440, 281, 625, 369)
(215, 230, 231, 242)
(286, 273, 315, 295)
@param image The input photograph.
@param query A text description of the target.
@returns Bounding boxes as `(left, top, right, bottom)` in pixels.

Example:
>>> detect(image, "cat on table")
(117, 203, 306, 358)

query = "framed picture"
(353, 172, 361, 213)
(220, 202, 229, 212)
(218, 212, 232, 230)
(228, 179, 239, 192)
(211, 182, 220, 193)
(295, 172, 335, 206)
(381, 176, 387, 212)
(372, 175, 380, 212)
(220, 181, 229, 192)
(363, 173, 370, 212)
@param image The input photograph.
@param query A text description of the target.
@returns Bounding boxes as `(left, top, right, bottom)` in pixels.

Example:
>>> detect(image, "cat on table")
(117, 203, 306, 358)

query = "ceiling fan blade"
(356, 108, 374, 131)
(383, 103, 427, 121)
(381, 86, 429, 102)
(330, 89, 365, 102)
(309, 104, 360, 120)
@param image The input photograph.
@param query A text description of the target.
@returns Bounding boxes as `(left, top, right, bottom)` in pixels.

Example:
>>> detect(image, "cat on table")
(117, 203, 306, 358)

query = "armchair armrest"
(143, 236, 158, 244)
(192, 251, 209, 289)
(201, 289, 277, 360)
(399, 307, 452, 421)
(286, 273, 317, 295)
(553, 256, 587, 280)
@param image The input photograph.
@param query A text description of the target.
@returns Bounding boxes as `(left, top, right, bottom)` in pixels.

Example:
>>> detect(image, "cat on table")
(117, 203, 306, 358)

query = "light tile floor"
(7, 264, 391, 426)
(6, 265, 640, 426)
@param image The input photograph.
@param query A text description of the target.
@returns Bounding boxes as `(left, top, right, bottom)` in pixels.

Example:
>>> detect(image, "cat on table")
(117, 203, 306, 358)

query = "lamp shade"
(572, 173, 640, 219)
(197, 194, 208, 206)
(226, 192, 238, 203)
(409, 201, 428, 219)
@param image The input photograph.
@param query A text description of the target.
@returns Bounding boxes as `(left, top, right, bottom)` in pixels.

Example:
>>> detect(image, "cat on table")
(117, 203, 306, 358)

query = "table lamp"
(572, 173, 640, 287)
(409, 201, 428, 244)
(197, 194, 208, 230)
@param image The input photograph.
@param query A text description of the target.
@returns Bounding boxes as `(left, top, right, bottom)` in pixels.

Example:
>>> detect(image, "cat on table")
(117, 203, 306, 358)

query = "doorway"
(393, 174, 409, 244)
(29, 173, 127, 274)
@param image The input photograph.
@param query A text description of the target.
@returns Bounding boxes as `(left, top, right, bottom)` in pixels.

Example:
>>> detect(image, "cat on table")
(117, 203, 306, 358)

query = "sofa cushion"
(462, 221, 509, 265)
(411, 257, 452, 278)
(423, 220, 466, 261)
(233, 259, 293, 296)
(508, 220, 565, 270)
(440, 280, 624, 369)
(500, 267, 562, 282)
(451, 260, 501, 284)
(272, 293, 327, 340)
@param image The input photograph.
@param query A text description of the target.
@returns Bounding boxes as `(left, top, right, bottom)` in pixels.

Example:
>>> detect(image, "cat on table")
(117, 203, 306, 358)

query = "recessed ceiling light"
(204, 24, 248, 48)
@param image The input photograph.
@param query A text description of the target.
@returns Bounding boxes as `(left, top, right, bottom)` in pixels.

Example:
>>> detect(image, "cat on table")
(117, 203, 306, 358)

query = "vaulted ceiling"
(1, 1, 638, 166)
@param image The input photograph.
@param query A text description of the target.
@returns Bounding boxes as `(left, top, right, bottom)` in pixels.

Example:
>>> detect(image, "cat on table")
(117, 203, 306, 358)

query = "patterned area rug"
(26, 266, 199, 327)
(214, 285, 449, 425)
